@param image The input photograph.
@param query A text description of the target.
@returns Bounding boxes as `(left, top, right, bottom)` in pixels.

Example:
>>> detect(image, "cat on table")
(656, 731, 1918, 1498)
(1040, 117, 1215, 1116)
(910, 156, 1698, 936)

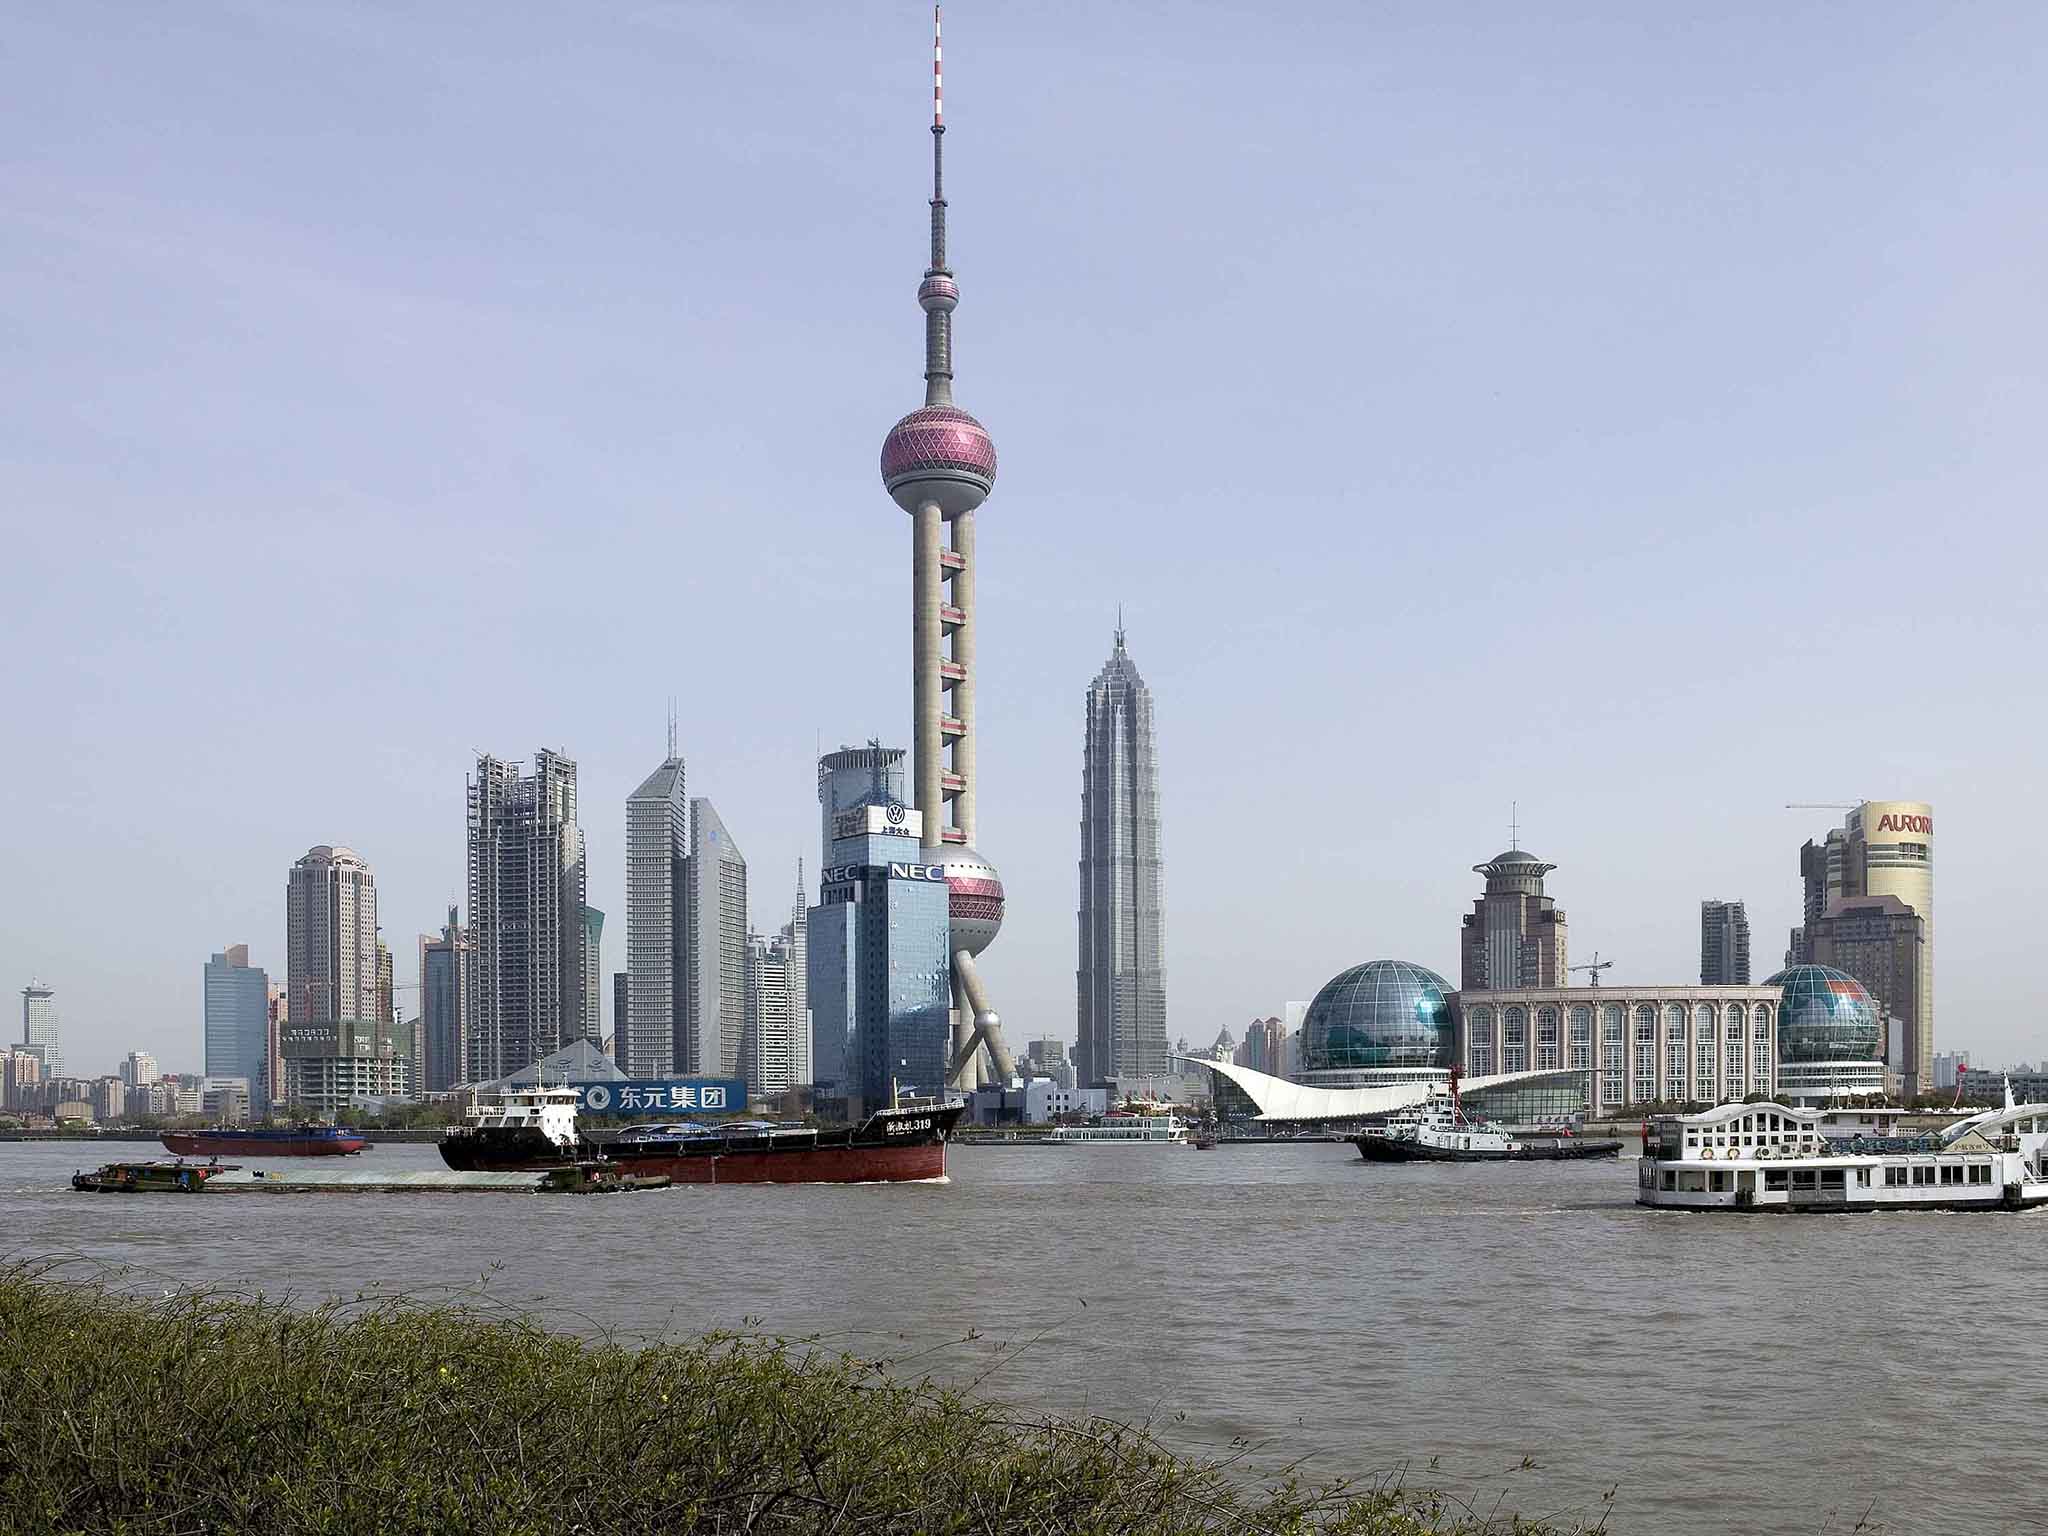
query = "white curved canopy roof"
(1182, 1057, 1569, 1123)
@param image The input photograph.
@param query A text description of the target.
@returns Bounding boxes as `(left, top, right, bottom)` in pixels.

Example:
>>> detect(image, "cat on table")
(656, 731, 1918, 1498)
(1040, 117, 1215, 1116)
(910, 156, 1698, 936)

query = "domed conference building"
(1764, 964, 1886, 1100)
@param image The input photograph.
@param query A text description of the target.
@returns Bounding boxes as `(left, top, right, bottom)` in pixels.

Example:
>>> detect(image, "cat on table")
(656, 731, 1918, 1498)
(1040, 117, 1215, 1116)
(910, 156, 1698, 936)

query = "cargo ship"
(603, 1102, 963, 1184)
(438, 1085, 586, 1172)
(161, 1124, 366, 1158)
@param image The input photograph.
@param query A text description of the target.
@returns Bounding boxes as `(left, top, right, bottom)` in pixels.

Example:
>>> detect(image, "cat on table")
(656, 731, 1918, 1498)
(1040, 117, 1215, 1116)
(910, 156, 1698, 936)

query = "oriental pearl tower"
(880, 6, 1016, 1091)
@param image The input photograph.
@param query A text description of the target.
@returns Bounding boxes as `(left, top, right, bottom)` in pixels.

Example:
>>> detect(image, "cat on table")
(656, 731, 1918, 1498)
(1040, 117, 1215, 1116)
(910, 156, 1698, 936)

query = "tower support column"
(950, 508, 975, 845)
(913, 500, 945, 836)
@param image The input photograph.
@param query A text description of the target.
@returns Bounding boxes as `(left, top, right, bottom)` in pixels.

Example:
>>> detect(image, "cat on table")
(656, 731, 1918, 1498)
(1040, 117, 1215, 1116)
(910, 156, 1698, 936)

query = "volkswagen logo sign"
(583, 1084, 611, 1110)
(886, 802, 906, 825)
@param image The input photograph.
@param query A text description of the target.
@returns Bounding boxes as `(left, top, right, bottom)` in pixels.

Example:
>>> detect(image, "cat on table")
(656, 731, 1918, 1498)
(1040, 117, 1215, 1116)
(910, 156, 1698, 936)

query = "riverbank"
(0, 1264, 1586, 1535)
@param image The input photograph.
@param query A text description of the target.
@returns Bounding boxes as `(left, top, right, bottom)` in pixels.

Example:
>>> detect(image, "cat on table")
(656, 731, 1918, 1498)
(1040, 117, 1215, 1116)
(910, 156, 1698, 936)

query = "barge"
(162, 1124, 365, 1157)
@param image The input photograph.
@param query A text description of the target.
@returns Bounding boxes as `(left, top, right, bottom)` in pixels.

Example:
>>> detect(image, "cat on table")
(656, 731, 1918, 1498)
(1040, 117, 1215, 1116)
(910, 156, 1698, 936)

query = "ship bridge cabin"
(1640, 1097, 2048, 1212)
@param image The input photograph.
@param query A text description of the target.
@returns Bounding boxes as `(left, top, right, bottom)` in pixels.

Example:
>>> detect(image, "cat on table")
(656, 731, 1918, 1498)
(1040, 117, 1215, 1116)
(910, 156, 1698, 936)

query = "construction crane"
(1784, 802, 1861, 811)
(1569, 952, 1614, 986)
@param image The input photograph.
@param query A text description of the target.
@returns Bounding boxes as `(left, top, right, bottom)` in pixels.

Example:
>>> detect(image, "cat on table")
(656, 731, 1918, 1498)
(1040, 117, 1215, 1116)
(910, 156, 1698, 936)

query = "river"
(6, 1136, 2043, 1535)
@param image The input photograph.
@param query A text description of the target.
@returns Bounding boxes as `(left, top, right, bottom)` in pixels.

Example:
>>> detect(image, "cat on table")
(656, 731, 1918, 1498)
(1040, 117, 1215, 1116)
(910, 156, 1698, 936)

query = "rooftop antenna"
(1115, 602, 1125, 650)
(667, 698, 678, 761)
(1510, 801, 1520, 851)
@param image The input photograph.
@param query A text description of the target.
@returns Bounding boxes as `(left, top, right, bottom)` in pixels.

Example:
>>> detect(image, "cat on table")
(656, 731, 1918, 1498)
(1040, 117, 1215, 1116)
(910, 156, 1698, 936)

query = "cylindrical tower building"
(879, 7, 1013, 1090)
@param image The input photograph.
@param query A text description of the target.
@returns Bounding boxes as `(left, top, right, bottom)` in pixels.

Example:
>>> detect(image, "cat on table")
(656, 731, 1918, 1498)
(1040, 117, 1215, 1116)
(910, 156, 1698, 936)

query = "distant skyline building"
(283, 844, 400, 1112)
(1808, 893, 1926, 1089)
(20, 980, 60, 1079)
(1789, 801, 1934, 1093)
(1076, 624, 1169, 1085)
(684, 798, 747, 1078)
(1700, 900, 1752, 985)
(418, 906, 469, 1093)
(203, 944, 271, 1105)
(1460, 846, 1568, 991)
(285, 847, 379, 1037)
(743, 929, 799, 1099)
(623, 746, 688, 1077)
(120, 1050, 158, 1087)
(878, 11, 1015, 1093)
(810, 784, 950, 1110)
(466, 750, 591, 1083)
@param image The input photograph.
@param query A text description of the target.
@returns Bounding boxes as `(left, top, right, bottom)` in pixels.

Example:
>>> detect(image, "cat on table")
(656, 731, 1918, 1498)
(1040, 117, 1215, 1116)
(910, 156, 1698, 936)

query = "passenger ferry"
(1638, 1085, 2048, 1212)
(1045, 1112, 1191, 1145)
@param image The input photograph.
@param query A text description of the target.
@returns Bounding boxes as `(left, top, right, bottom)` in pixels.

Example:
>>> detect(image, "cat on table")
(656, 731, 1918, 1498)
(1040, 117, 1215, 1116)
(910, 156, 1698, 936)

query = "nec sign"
(1875, 813, 1932, 836)
(821, 862, 948, 886)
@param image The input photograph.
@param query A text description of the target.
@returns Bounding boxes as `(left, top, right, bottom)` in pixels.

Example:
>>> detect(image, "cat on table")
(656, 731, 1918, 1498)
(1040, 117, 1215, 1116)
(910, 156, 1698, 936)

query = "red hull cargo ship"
(600, 1103, 961, 1185)
(161, 1125, 367, 1157)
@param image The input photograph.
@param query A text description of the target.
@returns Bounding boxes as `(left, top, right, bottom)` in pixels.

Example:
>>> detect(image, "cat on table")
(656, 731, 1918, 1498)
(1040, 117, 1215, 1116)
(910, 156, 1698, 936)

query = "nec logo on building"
(1876, 813, 1932, 836)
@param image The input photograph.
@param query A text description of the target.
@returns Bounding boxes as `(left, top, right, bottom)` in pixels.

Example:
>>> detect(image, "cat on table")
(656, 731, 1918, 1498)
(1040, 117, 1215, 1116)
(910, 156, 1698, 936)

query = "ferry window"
(1913, 1167, 1933, 1186)
(1970, 1165, 1991, 1184)
(1710, 1172, 1730, 1192)
(1792, 1171, 1816, 1188)
(1765, 1170, 1788, 1189)
(1820, 1170, 1845, 1189)
(1941, 1166, 1962, 1185)
(1884, 1167, 1905, 1186)
(1661, 1171, 1676, 1191)
(1855, 1170, 1869, 1186)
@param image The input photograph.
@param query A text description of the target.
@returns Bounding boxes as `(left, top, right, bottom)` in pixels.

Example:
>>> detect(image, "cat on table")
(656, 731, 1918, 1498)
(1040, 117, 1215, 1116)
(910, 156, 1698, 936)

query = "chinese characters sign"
(573, 1079, 747, 1114)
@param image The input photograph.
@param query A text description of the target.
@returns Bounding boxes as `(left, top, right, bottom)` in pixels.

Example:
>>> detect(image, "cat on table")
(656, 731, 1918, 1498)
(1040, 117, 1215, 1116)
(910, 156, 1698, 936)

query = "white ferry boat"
(1045, 1112, 1190, 1145)
(1638, 1085, 2048, 1212)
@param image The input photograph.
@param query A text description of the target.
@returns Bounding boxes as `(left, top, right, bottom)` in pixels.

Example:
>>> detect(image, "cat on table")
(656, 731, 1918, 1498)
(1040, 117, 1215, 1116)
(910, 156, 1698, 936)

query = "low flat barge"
(603, 1103, 962, 1184)
(73, 1159, 240, 1193)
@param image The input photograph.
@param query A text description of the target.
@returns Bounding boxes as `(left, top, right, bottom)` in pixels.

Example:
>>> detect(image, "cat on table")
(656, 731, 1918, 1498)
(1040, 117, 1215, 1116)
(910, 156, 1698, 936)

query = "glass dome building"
(1300, 960, 1453, 1085)
(1764, 964, 1888, 1101)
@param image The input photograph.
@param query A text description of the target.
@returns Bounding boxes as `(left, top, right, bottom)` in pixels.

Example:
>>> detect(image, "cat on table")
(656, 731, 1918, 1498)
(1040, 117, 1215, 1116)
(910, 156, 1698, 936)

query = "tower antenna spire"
(921, 4, 956, 406)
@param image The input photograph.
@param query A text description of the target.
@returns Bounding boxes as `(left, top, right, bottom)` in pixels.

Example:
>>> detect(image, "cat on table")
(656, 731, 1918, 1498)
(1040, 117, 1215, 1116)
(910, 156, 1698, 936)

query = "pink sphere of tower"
(881, 404, 996, 517)
(936, 845, 1004, 956)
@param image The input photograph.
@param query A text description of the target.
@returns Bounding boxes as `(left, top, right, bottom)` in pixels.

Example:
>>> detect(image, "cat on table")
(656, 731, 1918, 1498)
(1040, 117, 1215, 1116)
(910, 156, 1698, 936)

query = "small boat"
(536, 1164, 673, 1194)
(1192, 1133, 1218, 1150)
(162, 1124, 365, 1158)
(73, 1159, 239, 1193)
(1045, 1112, 1191, 1145)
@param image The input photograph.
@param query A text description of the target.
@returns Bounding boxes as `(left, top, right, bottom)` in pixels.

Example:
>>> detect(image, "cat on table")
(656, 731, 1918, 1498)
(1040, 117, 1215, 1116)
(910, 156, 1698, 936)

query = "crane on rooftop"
(1569, 952, 1614, 987)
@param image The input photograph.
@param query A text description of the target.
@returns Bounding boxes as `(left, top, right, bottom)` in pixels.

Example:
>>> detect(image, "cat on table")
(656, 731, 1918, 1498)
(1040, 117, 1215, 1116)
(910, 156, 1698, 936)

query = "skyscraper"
(684, 798, 747, 1078)
(285, 847, 379, 1037)
(418, 906, 469, 1093)
(466, 751, 591, 1083)
(1700, 900, 1752, 985)
(743, 929, 798, 1099)
(1788, 801, 1935, 1093)
(624, 746, 687, 1077)
(581, 907, 603, 1042)
(878, 9, 1016, 1092)
(203, 944, 271, 1104)
(1460, 846, 1568, 990)
(1076, 624, 1169, 1085)
(19, 980, 60, 1078)
(785, 869, 809, 1087)
(283, 845, 404, 1109)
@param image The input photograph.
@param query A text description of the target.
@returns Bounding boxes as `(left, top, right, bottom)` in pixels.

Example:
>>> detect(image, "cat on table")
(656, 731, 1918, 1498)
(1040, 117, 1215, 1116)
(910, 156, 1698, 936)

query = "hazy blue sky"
(5, 3, 2045, 1077)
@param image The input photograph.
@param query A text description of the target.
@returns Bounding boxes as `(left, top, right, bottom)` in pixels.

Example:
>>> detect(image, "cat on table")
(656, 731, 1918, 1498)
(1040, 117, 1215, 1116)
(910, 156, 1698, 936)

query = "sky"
(4, 2, 2046, 1078)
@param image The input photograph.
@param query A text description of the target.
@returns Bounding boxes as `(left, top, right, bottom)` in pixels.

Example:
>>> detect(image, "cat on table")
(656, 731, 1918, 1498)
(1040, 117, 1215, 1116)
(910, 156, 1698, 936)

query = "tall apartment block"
(1699, 900, 1752, 985)
(1789, 801, 1935, 1093)
(283, 845, 405, 1110)
(466, 750, 591, 1083)
(19, 980, 60, 1078)
(203, 944, 272, 1104)
(1076, 624, 1169, 1085)
(1460, 847, 1568, 990)
(624, 749, 687, 1077)
(684, 798, 747, 1079)
(743, 930, 798, 1099)
(418, 907, 469, 1093)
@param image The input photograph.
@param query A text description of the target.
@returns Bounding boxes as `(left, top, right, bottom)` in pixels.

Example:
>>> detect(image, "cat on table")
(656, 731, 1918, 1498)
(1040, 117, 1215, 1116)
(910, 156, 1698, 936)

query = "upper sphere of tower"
(881, 404, 996, 517)
(918, 273, 959, 312)
(935, 844, 1004, 956)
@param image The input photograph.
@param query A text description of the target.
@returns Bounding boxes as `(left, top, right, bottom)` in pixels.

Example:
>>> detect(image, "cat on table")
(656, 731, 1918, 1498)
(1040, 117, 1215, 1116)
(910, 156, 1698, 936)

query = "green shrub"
(0, 1263, 1593, 1535)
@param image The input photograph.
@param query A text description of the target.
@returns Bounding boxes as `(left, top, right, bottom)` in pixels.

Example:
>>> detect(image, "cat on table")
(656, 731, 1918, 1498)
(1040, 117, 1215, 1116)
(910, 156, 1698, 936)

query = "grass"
(0, 1262, 1600, 1535)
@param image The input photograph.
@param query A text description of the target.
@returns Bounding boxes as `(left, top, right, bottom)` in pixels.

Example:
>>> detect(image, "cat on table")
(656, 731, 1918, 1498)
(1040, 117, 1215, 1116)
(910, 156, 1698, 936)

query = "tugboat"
(1354, 1071, 1621, 1163)
(438, 1085, 585, 1172)
(74, 1159, 239, 1193)
(162, 1124, 365, 1158)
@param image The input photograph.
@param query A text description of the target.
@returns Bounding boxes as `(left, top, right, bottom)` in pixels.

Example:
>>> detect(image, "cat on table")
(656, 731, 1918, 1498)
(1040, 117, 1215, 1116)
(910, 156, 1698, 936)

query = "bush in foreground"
(0, 1264, 1593, 1535)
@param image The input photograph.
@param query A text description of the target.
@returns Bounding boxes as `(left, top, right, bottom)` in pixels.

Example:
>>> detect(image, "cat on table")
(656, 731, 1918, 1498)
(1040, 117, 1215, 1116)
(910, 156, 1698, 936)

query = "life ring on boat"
(1701, 1148, 1714, 1160)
